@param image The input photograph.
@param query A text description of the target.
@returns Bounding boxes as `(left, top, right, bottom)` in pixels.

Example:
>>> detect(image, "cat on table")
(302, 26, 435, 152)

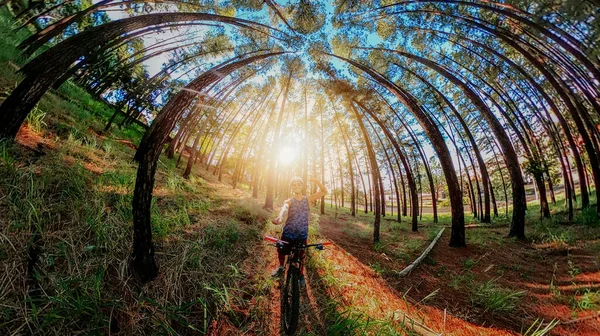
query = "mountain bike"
(265, 235, 332, 335)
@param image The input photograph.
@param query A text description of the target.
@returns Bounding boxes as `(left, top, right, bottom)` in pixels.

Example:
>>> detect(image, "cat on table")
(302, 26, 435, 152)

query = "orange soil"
(16, 125, 56, 151)
(319, 216, 600, 336)
(313, 228, 515, 335)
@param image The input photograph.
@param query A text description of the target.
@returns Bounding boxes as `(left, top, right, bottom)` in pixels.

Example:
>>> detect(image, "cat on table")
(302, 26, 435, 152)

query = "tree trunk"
(0, 12, 274, 139)
(351, 99, 418, 231)
(370, 48, 522, 238)
(320, 105, 326, 215)
(335, 116, 356, 216)
(130, 52, 281, 282)
(183, 127, 204, 179)
(350, 103, 381, 243)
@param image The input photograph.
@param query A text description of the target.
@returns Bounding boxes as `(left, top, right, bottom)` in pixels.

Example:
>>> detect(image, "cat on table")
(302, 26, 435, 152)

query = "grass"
(572, 289, 600, 311)
(521, 318, 560, 336)
(576, 207, 600, 227)
(0, 130, 272, 334)
(0, 9, 275, 334)
(471, 279, 526, 313)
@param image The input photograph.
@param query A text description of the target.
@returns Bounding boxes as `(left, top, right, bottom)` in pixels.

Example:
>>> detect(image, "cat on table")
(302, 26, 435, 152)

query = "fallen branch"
(444, 224, 495, 229)
(561, 311, 600, 325)
(394, 228, 445, 277)
(394, 310, 442, 336)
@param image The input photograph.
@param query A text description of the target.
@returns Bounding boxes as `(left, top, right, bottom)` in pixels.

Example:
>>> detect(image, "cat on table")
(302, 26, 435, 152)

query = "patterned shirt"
(281, 197, 310, 240)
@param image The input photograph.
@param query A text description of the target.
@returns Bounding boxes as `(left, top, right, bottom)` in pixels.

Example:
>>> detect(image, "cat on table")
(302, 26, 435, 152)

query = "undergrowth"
(471, 279, 526, 313)
(0, 126, 272, 334)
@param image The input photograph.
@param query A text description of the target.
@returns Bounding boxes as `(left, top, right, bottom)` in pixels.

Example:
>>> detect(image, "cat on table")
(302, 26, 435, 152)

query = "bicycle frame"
(264, 235, 331, 335)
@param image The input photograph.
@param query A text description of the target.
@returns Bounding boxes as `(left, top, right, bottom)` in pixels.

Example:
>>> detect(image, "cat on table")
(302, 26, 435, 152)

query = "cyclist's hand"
(272, 217, 282, 225)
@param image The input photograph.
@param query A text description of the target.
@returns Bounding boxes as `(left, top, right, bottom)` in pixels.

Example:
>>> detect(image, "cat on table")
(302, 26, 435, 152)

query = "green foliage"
(449, 273, 474, 290)
(373, 241, 386, 252)
(523, 158, 546, 179)
(522, 318, 559, 336)
(528, 218, 575, 246)
(290, 0, 326, 34)
(576, 207, 600, 227)
(203, 220, 240, 249)
(463, 258, 475, 270)
(572, 289, 600, 311)
(471, 280, 525, 313)
(567, 259, 581, 277)
(369, 262, 386, 275)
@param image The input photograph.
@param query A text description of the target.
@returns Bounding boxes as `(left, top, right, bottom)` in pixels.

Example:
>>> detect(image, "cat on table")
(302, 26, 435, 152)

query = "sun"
(279, 146, 296, 165)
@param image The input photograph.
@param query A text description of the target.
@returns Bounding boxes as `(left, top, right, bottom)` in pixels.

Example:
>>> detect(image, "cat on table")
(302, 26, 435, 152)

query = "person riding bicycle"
(271, 176, 327, 285)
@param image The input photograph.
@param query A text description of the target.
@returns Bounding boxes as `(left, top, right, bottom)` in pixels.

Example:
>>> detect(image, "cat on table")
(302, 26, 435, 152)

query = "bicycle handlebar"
(264, 235, 332, 248)
(264, 235, 287, 244)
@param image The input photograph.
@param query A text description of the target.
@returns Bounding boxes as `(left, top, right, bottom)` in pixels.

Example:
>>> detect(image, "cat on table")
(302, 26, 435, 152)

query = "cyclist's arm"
(307, 178, 327, 203)
(272, 199, 291, 224)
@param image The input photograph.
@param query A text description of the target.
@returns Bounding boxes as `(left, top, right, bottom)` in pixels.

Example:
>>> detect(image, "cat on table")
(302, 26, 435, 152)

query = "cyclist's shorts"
(278, 238, 307, 255)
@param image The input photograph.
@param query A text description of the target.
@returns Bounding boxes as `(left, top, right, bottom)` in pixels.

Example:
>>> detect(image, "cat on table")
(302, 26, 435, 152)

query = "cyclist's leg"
(277, 244, 286, 266)
(298, 239, 307, 275)
(272, 237, 290, 276)
(279, 236, 294, 265)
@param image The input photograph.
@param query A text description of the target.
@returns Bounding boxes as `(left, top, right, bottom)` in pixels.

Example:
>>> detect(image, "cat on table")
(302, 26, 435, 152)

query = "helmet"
(289, 176, 304, 186)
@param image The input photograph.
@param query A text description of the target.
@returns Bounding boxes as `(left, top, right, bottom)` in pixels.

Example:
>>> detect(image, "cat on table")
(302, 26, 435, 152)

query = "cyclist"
(270, 176, 327, 285)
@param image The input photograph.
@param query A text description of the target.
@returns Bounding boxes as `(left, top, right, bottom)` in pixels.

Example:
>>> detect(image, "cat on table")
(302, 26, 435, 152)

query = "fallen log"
(394, 228, 445, 277)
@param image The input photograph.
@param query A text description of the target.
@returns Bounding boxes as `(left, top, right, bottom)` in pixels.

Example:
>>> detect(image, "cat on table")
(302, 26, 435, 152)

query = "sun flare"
(279, 146, 296, 165)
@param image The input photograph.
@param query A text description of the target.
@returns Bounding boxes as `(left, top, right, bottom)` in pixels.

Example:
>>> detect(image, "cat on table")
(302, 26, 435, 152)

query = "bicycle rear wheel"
(281, 264, 300, 335)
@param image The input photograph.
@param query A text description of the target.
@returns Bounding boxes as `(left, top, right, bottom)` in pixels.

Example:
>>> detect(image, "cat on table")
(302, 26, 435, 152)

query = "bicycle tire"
(282, 264, 300, 335)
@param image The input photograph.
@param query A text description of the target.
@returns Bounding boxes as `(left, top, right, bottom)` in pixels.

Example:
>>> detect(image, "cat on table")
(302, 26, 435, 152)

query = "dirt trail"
(264, 256, 328, 335)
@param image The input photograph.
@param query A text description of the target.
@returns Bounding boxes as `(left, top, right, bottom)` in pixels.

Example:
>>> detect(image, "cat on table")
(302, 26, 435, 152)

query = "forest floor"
(316, 209, 600, 336)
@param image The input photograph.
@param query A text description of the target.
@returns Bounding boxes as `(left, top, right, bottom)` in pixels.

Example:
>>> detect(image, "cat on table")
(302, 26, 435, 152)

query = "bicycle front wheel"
(281, 264, 300, 335)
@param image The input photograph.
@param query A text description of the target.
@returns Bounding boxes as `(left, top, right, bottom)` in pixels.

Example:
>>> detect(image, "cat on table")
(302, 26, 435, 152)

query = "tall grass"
(471, 279, 526, 313)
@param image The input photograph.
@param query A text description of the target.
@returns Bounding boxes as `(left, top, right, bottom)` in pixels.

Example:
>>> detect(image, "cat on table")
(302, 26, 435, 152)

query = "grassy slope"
(0, 9, 274, 335)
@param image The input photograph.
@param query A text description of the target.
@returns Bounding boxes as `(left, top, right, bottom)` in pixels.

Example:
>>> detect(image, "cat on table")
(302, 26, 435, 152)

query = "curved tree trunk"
(350, 103, 382, 243)
(370, 48, 524, 238)
(390, 64, 491, 223)
(429, 28, 587, 217)
(183, 125, 206, 179)
(0, 12, 275, 139)
(335, 115, 357, 216)
(331, 54, 464, 245)
(130, 52, 281, 282)
(350, 99, 419, 230)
